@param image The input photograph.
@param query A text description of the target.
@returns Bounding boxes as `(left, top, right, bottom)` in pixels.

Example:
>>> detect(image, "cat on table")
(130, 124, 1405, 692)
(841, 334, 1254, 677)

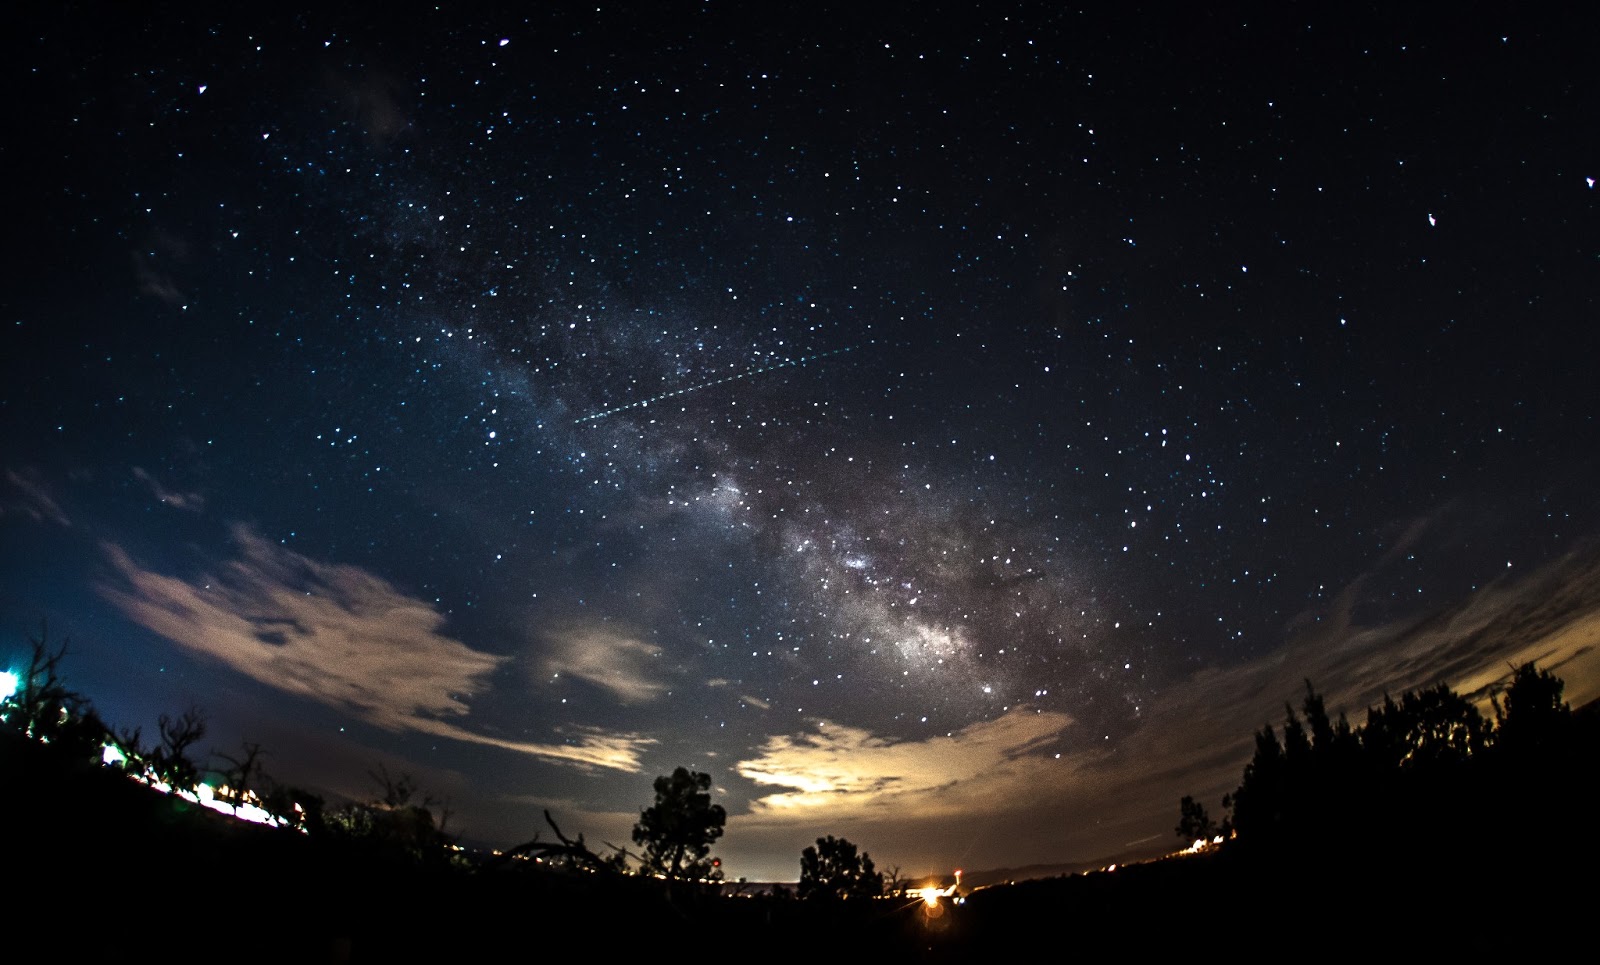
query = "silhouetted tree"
(215, 740, 266, 808)
(1, 623, 110, 761)
(111, 723, 145, 767)
(1228, 682, 1362, 847)
(1175, 795, 1216, 844)
(1486, 661, 1587, 868)
(326, 765, 459, 866)
(491, 810, 630, 874)
(1225, 675, 1542, 858)
(1282, 704, 1311, 760)
(369, 763, 421, 809)
(1287, 681, 1358, 757)
(798, 835, 884, 899)
(3, 624, 85, 737)
(148, 707, 207, 790)
(1493, 661, 1572, 754)
(1362, 683, 1488, 771)
(262, 781, 325, 834)
(1228, 721, 1286, 841)
(632, 767, 726, 880)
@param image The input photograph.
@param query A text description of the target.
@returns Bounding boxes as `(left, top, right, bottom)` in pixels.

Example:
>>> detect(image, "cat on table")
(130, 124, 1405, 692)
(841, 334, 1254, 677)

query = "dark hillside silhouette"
(5, 636, 1594, 962)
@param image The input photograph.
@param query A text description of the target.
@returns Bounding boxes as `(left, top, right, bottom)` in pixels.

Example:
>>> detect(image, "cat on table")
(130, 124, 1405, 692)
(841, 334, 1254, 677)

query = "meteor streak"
(574, 345, 857, 423)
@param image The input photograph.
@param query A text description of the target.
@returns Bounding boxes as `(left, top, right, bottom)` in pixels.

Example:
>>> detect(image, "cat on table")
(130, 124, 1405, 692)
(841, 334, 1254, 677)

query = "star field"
(3, 3, 1597, 881)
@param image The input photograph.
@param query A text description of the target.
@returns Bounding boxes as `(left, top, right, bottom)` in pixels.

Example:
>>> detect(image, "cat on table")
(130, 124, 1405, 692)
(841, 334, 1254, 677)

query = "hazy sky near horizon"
(4, 3, 1597, 881)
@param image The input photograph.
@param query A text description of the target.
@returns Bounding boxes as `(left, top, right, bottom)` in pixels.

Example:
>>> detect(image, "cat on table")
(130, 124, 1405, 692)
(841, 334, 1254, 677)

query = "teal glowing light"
(0, 670, 18, 702)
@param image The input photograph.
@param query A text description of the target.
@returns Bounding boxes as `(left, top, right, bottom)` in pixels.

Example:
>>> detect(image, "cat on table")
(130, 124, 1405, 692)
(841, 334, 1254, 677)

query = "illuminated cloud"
(724, 540, 1600, 879)
(98, 525, 652, 772)
(1254, 536, 1600, 724)
(737, 707, 1073, 823)
(408, 718, 655, 773)
(1010, 539, 1600, 866)
(541, 625, 667, 704)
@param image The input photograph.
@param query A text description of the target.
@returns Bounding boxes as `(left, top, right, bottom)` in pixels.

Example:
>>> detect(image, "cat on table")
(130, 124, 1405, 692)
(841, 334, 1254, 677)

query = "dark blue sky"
(4, 3, 1597, 880)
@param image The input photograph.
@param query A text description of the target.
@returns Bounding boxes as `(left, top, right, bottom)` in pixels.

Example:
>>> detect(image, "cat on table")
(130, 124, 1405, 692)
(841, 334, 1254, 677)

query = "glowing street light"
(0, 670, 18, 702)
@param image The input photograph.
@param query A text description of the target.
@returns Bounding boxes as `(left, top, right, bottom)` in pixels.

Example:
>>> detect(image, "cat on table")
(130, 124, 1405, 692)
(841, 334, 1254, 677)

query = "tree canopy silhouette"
(1492, 661, 1573, 755)
(323, 764, 460, 867)
(1198, 662, 1584, 860)
(1174, 795, 1216, 845)
(148, 707, 207, 790)
(798, 835, 884, 899)
(632, 767, 726, 880)
(1, 623, 112, 762)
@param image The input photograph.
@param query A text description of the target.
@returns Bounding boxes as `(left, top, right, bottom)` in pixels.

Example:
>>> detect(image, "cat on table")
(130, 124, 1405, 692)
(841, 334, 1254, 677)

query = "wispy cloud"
(324, 65, 416, 147)
(1259, 537, 1600, 721)
(132, 467, 205, 512)
(132, 229, 191, 307)
(2, 468, 70, 527)
(98, 525, 653, 772)
(1015, 542, 1600, 863)
(541, 625, 668, 704)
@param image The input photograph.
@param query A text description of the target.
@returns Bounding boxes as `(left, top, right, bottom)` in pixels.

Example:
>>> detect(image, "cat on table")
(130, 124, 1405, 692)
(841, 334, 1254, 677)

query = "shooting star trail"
(574, 345, 858, 424)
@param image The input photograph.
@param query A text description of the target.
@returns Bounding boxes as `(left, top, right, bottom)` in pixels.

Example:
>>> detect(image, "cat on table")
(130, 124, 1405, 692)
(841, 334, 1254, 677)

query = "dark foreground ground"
(7, 730, 1590, 962)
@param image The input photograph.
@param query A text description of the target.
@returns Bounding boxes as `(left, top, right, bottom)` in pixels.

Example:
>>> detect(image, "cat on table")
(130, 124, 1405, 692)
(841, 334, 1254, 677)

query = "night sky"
(4, 3, 1598, 882)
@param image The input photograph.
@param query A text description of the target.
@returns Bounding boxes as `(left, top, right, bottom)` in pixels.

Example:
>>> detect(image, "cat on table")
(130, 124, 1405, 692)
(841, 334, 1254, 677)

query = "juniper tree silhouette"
(798, 835, 884, 899)
(1174, 795, 1215, 844)
(1226, 678, 1476, 852)
(1492, 662, 1573, 755)
(632, 766, 726, 880)
(1215, 664, 1590, 876)
(1361, 683, 1489, 772)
